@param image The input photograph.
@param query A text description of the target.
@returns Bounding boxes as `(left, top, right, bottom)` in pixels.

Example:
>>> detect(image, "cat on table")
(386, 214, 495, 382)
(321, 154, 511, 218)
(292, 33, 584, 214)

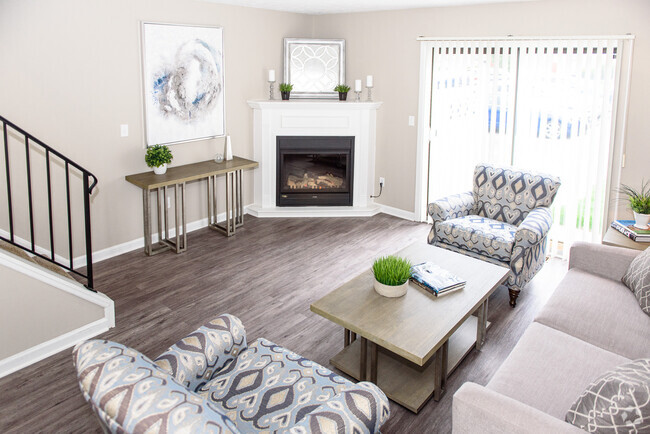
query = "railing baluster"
(65, 162, 73, 270)
(25, 136, 35, 251)
(2, 122, 13, 242)
(46, 150, 54, 260)
(83, 173, 95, 291)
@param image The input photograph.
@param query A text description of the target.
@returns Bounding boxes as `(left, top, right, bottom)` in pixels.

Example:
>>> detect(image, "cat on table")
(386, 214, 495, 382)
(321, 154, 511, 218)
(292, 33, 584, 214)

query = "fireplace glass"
(277, 136, 354, 206)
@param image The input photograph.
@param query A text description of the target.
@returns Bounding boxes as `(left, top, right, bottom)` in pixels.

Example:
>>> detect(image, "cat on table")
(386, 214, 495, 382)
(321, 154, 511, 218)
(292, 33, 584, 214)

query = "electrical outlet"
(408, 116, 415, 126)
(120, 124, 129, 137)
(379, 177, 385, 187)
(167, 197, 171, 209)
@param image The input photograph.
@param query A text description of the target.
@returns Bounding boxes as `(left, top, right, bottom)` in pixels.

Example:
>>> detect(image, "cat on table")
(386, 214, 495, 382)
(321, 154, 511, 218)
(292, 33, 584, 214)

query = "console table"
(125, 157, 258, 256)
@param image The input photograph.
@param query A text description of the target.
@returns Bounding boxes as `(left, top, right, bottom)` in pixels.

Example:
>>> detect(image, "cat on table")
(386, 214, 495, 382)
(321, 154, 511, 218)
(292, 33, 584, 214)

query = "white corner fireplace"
(247, 100, 382, 217)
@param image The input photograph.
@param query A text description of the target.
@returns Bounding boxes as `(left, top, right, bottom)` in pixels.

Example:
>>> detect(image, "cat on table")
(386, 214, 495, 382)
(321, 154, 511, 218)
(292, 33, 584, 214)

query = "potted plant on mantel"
(372, 255, 412, 298)
(145, 144, 173, 175)
(334, 84, 351, 101)
(618, 180, 650, 229)
(279, 83, 293, 100)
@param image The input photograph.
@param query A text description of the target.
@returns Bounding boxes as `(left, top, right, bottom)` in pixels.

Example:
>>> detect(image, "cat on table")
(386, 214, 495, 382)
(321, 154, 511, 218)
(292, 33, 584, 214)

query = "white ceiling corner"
(198, 0, 536, 15)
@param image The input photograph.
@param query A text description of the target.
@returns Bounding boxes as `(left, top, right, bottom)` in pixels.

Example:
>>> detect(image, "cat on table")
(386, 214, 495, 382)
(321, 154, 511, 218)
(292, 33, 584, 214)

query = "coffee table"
(310, 241, 509, 413)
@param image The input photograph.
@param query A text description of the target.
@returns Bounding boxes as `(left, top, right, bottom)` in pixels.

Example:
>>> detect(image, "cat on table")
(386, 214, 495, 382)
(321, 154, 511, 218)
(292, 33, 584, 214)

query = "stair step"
(31, 256, 77, 282)
(0, 240, 33, 262)
(0, 240, 76, 282)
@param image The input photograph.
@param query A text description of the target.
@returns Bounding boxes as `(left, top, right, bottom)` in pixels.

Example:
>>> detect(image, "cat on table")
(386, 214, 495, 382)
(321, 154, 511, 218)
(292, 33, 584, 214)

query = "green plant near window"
(618, 180, 650, 214)
(334, 84, 350, 93)
(145, 144, 173, 168)
(372, 256, 412, 286)
(279, 83, 294, 92)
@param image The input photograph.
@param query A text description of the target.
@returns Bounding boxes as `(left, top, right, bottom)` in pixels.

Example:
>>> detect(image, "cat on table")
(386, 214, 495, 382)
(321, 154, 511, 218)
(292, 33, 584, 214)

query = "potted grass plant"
(145, 144, 173, 175)
(279, 83, 293, 100)
(618, 180, 650, 229)
(334, 84, 351, 101)
(372, 255, 412, 297)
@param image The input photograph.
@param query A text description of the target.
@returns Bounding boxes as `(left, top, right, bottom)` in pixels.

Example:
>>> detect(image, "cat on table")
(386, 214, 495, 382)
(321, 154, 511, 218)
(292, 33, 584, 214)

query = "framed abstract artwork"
(141, 22, 225, 146)
(283, 38, 345, 99)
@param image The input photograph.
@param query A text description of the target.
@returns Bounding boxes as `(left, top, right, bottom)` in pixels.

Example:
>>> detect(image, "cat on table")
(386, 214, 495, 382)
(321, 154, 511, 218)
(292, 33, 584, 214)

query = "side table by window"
(602, 227, 648, 251)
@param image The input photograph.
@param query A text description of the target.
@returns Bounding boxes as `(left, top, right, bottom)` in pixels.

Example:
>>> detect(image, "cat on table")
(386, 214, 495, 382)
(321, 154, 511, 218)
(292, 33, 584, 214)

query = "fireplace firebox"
(277, 136, 354, 206)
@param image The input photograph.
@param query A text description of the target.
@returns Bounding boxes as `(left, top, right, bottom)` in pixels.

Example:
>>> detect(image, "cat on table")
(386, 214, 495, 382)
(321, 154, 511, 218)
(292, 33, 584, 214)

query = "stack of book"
(410, 262, 466, 297)
(611, 220, 650, 243)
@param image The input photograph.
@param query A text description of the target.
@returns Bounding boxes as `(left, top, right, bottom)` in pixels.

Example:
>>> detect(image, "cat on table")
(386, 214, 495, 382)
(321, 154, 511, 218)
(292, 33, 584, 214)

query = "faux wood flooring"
(0, 214, 567, 433)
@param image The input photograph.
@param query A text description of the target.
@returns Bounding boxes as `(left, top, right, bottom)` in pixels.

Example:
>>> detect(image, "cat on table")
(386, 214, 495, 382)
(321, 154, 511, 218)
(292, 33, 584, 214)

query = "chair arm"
(568, 241, 641, 281)
(452, 383, 583, 434)
(290, 381, 390, 434)
(514, 207, 553, 250)
(73, 340, 240, 434)
(154, 314, 247, 392)
(428, 191, 475, 223)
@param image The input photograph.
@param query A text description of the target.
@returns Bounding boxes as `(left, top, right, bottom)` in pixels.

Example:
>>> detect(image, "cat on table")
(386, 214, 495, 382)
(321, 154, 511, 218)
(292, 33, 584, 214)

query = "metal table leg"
(476, 299, 488, 350)
(433, 340, 449, 401)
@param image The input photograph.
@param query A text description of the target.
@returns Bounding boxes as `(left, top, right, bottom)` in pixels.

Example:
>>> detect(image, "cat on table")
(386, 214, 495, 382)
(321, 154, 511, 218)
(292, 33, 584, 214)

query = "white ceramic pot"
(153, 163, 167, 175)
(633, 211, 650, 229)
(374, 279, 409, 298)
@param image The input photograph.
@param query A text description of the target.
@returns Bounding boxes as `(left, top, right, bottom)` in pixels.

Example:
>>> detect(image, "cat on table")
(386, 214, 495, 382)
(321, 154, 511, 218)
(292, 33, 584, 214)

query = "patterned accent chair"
(427, 163, 561, 307)
(73, 314, 390, 433)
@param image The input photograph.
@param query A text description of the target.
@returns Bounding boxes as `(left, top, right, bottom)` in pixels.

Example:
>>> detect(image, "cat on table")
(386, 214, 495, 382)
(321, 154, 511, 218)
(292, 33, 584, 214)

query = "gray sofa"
(453, 242, 650, 433)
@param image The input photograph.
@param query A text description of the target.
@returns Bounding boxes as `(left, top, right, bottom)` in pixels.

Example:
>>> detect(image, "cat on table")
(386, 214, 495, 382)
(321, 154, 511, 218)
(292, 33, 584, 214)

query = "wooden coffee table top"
(310, 241, 509, 366)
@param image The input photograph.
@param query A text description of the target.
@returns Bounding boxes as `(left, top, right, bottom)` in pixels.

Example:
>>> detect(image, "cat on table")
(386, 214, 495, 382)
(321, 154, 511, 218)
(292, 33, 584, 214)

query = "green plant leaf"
(372, 255, 412, 286)
(145, 144, 173, 168)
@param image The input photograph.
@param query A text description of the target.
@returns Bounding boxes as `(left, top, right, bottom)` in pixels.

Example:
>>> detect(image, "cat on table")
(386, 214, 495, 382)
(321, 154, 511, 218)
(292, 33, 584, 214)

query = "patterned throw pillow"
(565, 359, 650, 432)
(622, 247, 650, 316)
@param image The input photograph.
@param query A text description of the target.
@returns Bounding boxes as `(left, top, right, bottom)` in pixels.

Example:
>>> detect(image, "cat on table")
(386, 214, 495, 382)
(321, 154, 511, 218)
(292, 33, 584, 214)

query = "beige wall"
(1, 0, 648, 255)
(0, 0, 313, 252)
(313, 0, 650, 217)
(0, 263, 104, 358)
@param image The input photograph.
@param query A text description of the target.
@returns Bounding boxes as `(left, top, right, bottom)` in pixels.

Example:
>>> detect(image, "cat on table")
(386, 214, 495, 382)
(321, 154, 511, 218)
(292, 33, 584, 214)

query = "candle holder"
(366, 86, 373, 102)
(269, 82, 275, 100)
(354, 91, 362, 102)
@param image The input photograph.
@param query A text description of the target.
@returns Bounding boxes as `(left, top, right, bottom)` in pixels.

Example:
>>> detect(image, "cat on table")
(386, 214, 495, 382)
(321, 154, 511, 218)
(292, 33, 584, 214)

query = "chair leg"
(508, 288, 520, 307)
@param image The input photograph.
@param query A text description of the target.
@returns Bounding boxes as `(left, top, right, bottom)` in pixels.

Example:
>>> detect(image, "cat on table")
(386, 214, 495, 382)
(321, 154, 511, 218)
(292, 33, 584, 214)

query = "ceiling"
(199, 0, 534, 15)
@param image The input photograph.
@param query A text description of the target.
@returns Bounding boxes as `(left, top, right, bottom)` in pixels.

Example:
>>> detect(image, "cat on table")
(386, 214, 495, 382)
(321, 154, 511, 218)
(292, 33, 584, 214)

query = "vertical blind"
(425, 37, 625, 256)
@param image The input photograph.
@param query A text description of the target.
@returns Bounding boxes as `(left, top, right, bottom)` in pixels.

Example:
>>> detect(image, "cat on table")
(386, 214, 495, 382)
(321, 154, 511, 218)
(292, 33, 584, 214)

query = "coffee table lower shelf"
(330, 315, 489, 413)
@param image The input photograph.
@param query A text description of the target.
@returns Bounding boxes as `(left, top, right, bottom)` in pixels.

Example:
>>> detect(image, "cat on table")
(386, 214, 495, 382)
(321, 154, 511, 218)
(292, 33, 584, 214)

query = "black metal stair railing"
(1, 115, 98, 290)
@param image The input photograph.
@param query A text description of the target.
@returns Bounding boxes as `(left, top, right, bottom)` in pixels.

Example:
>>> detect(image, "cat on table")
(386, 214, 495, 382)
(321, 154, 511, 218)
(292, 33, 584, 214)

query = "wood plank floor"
(0, 214, 567, 433)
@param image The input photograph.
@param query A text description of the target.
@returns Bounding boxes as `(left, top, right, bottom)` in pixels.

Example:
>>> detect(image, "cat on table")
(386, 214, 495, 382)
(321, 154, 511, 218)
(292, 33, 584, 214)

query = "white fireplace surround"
(247, 100, 382, 217)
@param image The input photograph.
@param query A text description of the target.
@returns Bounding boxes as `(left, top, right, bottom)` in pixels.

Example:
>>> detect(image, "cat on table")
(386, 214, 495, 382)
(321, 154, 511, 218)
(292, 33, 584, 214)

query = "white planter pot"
(633, 211, 650, 229)
(153, 163, 167, 175)
(374, 279, 408, 298)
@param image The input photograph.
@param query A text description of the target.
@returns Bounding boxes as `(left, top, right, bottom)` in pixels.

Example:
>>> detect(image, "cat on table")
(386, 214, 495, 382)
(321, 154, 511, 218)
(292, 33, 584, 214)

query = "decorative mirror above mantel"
(283, 38, 345, 99)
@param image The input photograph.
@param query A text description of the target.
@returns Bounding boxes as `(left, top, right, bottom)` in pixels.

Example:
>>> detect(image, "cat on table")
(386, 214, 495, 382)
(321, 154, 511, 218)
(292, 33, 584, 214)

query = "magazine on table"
(410, 262, 466, 296)
(611, 220, 650, 242)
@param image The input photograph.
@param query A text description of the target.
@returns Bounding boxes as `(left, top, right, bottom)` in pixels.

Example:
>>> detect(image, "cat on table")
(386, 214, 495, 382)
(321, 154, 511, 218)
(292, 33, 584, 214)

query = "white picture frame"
(141, 22, 225, 146)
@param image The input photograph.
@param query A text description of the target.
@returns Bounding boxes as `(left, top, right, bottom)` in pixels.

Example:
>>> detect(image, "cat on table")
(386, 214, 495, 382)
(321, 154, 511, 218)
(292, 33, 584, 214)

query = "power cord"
(370, 180, 384, 198)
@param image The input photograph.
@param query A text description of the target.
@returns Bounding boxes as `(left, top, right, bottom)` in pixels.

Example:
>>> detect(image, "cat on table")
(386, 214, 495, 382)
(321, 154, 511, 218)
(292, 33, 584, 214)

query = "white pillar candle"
(225, 135, 233, 161)
(355, 79, 362, 92)
(268, 69, 276, 82)
(366, 75, 373, 87)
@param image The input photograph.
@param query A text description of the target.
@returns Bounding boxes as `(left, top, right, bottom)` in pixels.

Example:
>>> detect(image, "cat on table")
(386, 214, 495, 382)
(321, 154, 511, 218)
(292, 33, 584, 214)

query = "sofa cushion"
(487, 323, 630, 420)
(534, 269, 650, 360)
(621, 246, 650, 316)
(436, 215, 517, 262)
(566, 358, 650, 432)
(197, 338, 390, 433)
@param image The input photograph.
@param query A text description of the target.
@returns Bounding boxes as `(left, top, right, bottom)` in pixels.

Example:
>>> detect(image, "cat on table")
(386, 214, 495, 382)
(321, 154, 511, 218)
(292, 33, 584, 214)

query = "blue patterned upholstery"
(73, 314, 390, 433)
(428, 163, 560, 306)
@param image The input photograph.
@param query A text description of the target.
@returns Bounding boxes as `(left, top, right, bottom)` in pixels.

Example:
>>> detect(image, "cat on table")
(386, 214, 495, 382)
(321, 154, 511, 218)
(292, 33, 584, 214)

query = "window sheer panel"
(427, 40, 516, 202)
(513, 40, 619, 256)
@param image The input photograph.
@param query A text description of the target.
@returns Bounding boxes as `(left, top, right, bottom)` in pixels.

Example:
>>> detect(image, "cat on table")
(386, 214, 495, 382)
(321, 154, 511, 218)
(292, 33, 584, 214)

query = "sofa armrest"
(291, 381, 390, 434)
(428, 191, 475, 223)
(73, 340, 240, 434)
(453, 383, 583, 434)
(568, 241, 641, 281)
(514, 207, 553, 250)
(154, 314, 247, 392)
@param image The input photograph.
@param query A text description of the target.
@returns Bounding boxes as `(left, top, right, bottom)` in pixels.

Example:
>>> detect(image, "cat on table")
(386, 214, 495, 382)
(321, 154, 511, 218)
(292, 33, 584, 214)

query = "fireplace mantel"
(247, 100, 382, 217)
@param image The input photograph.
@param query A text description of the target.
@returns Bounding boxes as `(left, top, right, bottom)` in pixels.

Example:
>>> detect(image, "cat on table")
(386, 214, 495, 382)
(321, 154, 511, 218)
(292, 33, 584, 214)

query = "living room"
(0, 0, 649, 432)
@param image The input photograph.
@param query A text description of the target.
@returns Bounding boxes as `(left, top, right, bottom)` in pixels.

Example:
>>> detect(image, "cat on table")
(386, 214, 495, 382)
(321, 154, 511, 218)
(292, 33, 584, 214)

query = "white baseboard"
(379, 204, 416, 221)
(0, 318, 111, 379)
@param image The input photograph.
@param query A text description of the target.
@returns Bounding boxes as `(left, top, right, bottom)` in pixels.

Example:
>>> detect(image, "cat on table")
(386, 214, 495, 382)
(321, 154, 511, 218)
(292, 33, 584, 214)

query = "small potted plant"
(618, 180, 650, 229)
(279, 83, 293, 100)
(372, 255, 412, 298)
(145, 144, 173, 175)
(334, 84, 351, 101)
